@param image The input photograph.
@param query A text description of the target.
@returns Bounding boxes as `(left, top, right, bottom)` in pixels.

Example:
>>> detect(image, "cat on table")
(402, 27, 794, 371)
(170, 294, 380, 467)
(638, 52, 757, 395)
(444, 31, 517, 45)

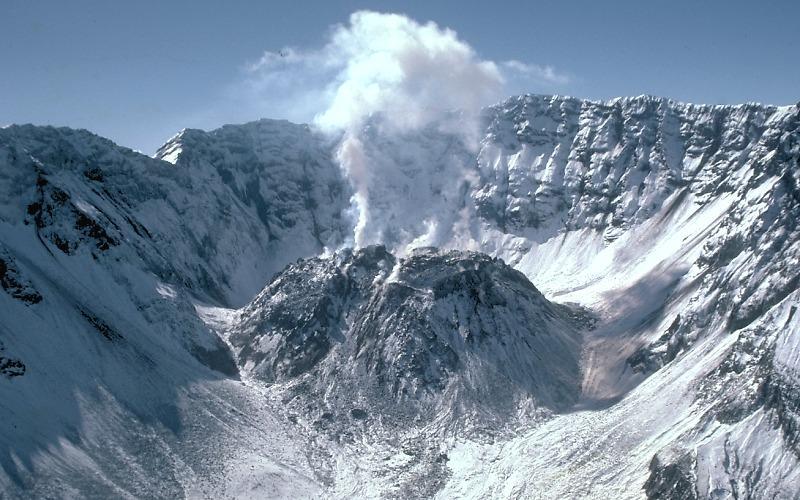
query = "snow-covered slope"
(0, 94, 798, 498)
(154, 120, 349, 303)
(445, 95, 800, 498)
(0, 122, 346, 497)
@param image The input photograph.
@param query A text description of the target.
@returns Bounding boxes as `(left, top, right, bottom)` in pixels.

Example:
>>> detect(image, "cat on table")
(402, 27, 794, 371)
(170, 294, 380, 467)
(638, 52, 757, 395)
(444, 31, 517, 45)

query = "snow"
(1, 94, 798, 497)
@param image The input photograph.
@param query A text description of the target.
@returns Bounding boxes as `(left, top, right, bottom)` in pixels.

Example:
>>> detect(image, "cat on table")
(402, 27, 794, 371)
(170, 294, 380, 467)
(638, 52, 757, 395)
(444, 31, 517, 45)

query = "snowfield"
(1, 94, 799, 498)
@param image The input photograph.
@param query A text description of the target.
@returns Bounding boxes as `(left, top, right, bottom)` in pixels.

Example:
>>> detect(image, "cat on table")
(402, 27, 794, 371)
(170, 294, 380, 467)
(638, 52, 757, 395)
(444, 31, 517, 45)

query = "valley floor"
(191, 275, 703, 499)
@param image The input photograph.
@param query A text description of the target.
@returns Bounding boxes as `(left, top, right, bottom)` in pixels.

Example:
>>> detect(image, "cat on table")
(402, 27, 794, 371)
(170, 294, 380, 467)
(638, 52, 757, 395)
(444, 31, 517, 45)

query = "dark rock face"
(26, 174, 118, 256)
(644, 452, 698, 500)
(761, 372, 800, 458)
(189, 344, 239, 378)
(0, 251, 42, 305)
(231, 245, 586, 430)
(0, 357, 25, 378)
(626, 315, 684, 374)
(79, 309, 123, 342)
(232, 245, 393, 383)
(0, 341, 25, 379)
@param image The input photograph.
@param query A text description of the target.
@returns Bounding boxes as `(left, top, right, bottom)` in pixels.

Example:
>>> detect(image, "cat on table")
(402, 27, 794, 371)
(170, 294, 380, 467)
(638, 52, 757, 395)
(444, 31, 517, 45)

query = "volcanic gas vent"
(230, 245, 587, 429)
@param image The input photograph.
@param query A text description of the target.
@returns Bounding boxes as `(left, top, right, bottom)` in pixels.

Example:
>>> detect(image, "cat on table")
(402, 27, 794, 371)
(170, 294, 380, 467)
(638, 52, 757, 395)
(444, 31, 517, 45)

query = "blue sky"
(2, 0, 798, 153)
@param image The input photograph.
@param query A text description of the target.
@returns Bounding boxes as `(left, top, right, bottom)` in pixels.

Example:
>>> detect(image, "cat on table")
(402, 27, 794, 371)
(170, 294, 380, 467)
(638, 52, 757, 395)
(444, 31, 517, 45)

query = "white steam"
(246, 11, 568, 250)
(313, 11, 503, 134)
(307, 11, 505, 248)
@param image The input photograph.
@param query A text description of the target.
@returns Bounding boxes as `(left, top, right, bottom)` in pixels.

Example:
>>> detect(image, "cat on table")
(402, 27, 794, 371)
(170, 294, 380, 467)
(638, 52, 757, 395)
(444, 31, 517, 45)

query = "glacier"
(0, 94, 798, 498)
